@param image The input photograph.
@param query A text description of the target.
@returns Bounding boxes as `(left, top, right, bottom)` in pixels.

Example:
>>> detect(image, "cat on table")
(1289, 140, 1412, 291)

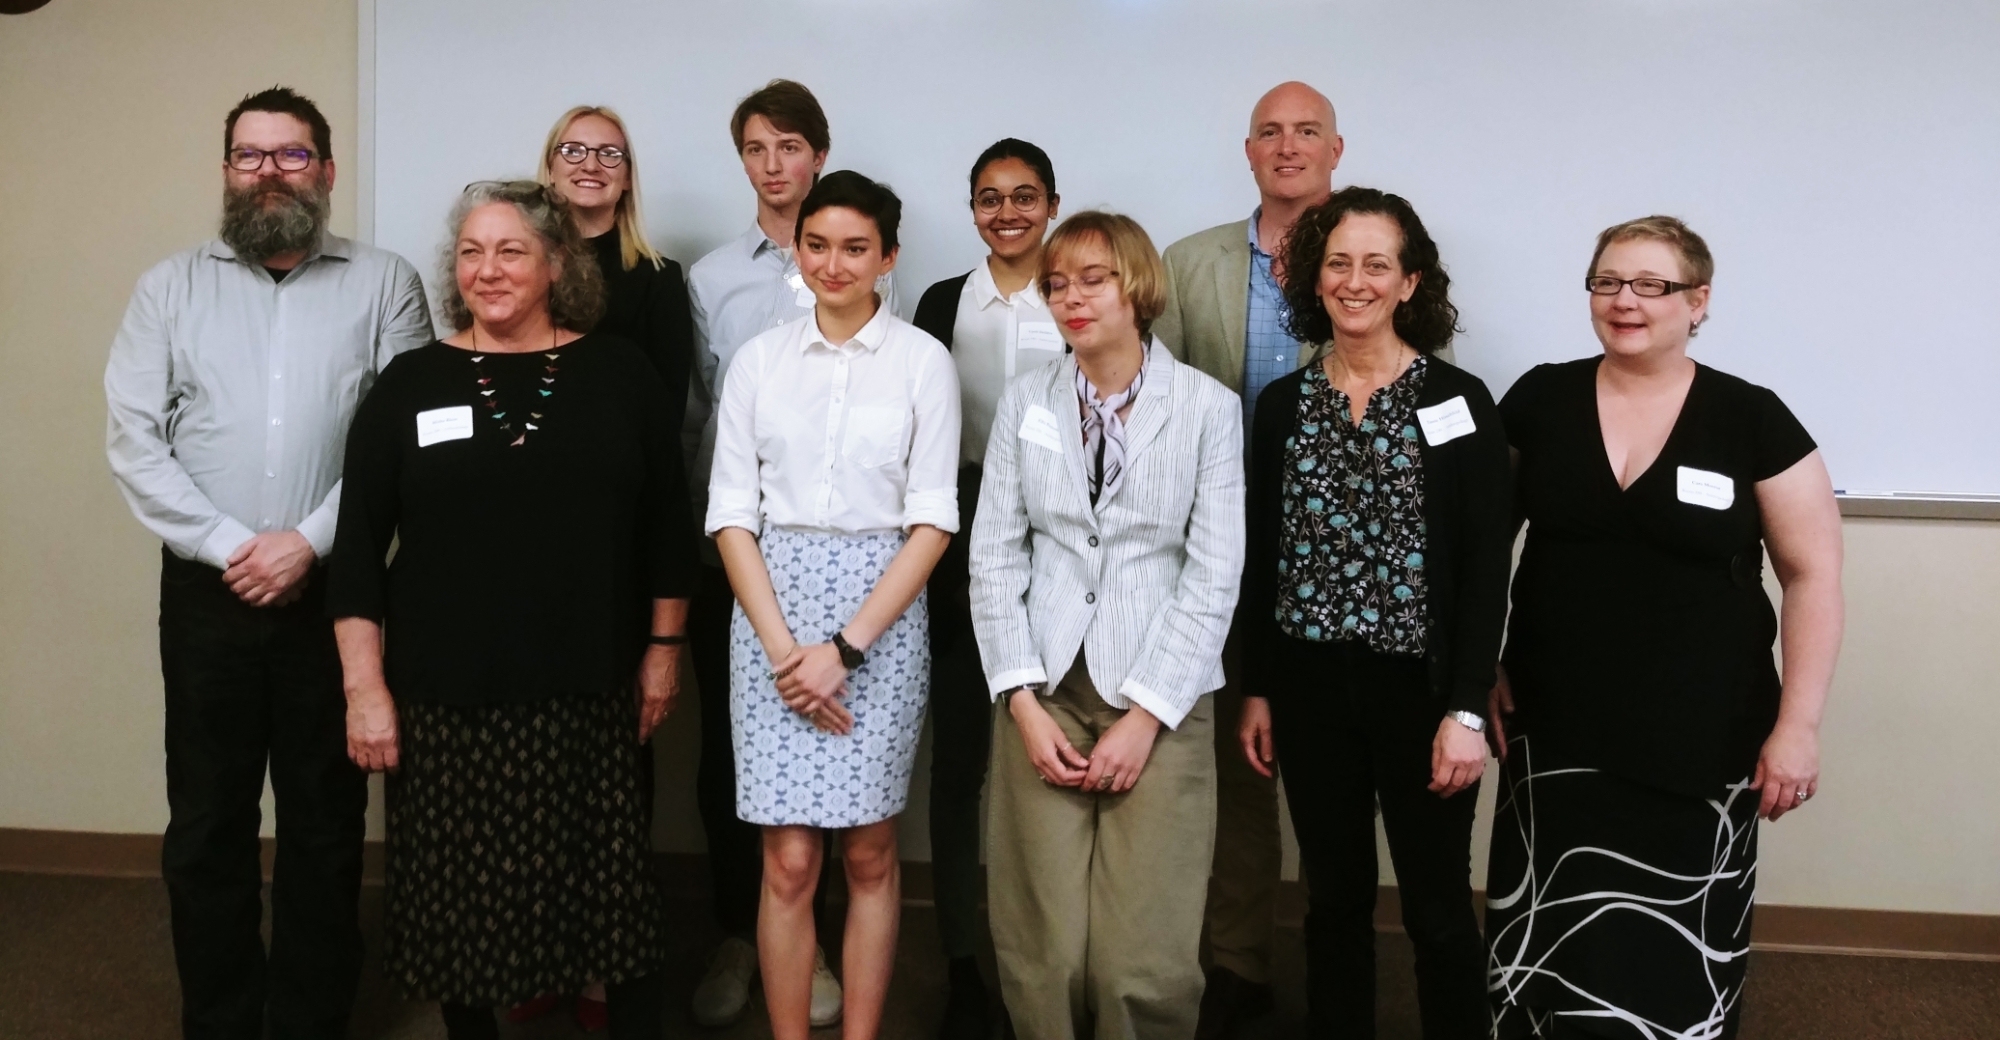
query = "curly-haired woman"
(327, 181, 694, 1040)
(1235, 186, 1512, 1037)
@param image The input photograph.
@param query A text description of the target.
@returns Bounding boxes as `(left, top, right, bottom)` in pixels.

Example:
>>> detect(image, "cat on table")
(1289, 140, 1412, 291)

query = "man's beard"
(219, 175, 330, 263)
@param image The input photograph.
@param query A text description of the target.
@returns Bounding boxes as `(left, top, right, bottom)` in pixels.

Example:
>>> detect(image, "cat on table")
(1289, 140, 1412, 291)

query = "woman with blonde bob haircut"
(969, 211, 1244, 1039)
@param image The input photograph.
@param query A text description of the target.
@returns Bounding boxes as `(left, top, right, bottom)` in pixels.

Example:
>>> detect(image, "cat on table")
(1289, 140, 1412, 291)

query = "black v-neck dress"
(1485, 357, 1816, 1040)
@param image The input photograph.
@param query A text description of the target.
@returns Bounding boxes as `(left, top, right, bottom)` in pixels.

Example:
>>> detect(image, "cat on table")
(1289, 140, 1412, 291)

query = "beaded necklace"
(467, 326, 560, 447)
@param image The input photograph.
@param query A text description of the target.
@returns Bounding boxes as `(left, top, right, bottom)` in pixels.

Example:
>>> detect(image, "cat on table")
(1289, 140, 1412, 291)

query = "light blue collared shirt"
(1242, 208, 1301, 439)
(104, 233, 432, 567)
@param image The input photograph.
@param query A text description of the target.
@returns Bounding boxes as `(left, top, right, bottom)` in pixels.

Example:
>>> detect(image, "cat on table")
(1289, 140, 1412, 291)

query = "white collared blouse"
(705, 303, 960, 537)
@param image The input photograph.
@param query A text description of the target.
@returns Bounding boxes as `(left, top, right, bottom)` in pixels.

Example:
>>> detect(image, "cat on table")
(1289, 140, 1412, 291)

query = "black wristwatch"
(831, 631, 865, 671)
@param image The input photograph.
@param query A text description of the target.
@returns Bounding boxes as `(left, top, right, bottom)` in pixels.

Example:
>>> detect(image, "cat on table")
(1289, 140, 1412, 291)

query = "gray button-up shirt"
(105, 233, 432, 568)
(685, 221, 898, 521)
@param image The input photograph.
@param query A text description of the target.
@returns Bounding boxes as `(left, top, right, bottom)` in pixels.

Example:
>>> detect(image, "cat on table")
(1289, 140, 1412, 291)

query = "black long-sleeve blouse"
(325, 333, 696, 707)
(591, 229, 695, 437)
(1238, 356, 1514, 719)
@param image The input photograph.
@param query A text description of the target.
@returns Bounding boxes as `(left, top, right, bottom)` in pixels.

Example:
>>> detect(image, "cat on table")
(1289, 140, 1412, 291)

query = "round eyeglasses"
(974, 189, 1048, 214)
(1041, 268, 1121, 300)
(227, 147, 316, 172)
(555, 141, 626, 168)
(1585, 275, 1699, 297)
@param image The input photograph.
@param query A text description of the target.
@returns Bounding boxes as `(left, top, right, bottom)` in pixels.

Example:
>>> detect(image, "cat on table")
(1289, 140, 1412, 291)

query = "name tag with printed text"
(1415, 396, 1477, 445)
(1676, 466, 1735, 510)
(1015, 322, 1064, 353)
(1018, 404, 1065, 454)
(415, 405, 474, 447)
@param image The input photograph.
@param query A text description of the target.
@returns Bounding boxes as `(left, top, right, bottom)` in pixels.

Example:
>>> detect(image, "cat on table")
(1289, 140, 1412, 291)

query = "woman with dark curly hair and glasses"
(326, 180, 694, 1040)
(1235, 186, 1511, 1037)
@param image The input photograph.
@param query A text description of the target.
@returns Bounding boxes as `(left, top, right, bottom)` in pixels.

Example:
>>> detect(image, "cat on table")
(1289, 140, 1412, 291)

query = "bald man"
(1153, 81, 1343, 1039)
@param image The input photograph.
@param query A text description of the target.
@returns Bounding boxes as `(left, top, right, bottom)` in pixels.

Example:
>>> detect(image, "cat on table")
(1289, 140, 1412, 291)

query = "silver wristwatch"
(1447, 710, 1486, 733)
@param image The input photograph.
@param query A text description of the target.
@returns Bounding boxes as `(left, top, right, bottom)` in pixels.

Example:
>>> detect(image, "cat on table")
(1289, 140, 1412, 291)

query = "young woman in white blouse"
(705, 170, 960, 1040)
(909, 137, 1062, 1038)
(969, 211, 1244, 1039)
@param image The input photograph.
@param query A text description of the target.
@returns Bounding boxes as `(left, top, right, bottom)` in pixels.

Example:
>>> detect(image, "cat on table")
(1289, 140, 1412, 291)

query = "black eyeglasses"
(227, 147, 316, 172)
(1585, 275, 1700, 297)
(973, 189, 1050, 214)
(554, 141, 626, 168)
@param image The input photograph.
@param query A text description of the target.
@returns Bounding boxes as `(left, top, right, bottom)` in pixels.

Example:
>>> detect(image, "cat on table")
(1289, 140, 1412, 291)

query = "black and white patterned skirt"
(383, 691, 664, 1005)
(1486, 736, 1760, 1040)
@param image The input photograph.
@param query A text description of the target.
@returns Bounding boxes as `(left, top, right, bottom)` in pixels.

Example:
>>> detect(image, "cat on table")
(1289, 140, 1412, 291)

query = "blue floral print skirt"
(730, 526, 930, 828)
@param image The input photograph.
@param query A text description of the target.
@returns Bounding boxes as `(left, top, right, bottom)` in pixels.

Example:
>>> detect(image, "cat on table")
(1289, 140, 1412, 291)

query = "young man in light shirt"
(1152, 80, 1343, 1040)
(683, 77, 896, 1031)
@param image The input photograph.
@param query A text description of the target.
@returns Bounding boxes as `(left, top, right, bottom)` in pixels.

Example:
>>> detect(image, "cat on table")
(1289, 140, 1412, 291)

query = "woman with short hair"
(970, 210, 1244, 1039)
(1484, 216, 1843, 1040)
(1236, 186, 1513, 1038)
(327, 180, 694, 1040)
(706, 170, 959, 1040)
(910, 137, 1062, 1038)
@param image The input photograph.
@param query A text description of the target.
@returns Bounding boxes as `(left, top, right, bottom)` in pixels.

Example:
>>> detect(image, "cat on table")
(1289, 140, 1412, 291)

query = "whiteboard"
(369, 0, 2000, 495)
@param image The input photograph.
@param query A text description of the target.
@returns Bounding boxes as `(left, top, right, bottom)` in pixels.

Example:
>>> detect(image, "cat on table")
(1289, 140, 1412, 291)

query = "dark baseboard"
(5, 828, 1993, 962)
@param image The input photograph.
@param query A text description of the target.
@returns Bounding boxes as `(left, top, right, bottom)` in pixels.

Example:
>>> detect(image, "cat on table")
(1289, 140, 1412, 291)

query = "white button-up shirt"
(951, 259, 1064, 467)
(104, 234, 432, 567)
(705, 304, 959, 537)
(686, 221, 900, 520)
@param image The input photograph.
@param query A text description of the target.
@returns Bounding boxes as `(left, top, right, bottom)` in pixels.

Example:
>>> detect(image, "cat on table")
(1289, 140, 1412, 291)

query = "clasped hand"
(1010, 689, 1160, 794)
(771, 641, 855, 735)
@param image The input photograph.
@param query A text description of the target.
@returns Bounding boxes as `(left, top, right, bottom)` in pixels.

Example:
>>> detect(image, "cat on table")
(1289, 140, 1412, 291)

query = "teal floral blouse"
(1275, 357, 1430, 655)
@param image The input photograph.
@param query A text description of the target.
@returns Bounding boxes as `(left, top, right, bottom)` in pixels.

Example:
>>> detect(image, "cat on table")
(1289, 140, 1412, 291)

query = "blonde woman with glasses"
(969, 211, 1244, 1039)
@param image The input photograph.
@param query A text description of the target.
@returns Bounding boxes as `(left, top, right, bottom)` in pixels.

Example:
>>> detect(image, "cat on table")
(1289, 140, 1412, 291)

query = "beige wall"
(2, 0, 1995, 918)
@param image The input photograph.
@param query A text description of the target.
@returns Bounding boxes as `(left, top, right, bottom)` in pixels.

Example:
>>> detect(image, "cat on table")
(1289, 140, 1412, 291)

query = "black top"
(325, 334, 697, 707)
(1500, 357, 1817, 796)
(912, 272, 973, 350)
(916, 271, 977, 655)
(591, 229, 695, 437)
(1240, 356, 1513, 719)
(1276, 357, 1432, 655)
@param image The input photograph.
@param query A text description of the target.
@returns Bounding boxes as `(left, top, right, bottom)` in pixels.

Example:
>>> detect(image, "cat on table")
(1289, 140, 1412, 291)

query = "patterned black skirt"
(383, 691, 664, 1005)
(1486, 736, 1760, 1040)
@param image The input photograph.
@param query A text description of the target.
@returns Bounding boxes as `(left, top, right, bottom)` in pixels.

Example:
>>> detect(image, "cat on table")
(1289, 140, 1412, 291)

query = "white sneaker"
(809, 945, 844, 1028)
(691, 936, 758, 1026)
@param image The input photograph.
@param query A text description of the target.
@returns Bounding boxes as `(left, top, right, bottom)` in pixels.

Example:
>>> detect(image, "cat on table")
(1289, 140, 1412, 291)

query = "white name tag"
(794, 285, 817, 308)
(1015, 321, 1065, 353)
(1018, 404, 1065, 453)
(1676, 466, 1736, 510)
(415, 405, 474, 447)
(1415, 395, 1477, 445)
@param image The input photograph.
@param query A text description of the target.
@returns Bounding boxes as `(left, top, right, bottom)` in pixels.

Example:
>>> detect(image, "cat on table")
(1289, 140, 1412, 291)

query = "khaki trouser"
(1203, 632, 1283, 983)
(987, 655, 1218, 1040)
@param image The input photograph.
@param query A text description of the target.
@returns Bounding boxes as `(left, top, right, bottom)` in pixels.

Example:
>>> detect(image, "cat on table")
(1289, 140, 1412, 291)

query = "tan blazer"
(1153, 219, 1318, 395)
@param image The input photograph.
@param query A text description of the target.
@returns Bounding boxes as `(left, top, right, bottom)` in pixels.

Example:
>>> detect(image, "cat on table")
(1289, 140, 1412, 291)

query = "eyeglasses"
(1041, 268, 1120, 300)
(973, 189, 1049, 214)
(554, 141, 626, 168)
(1585, 275, 1700, 297)
(227, 147, 316, 172)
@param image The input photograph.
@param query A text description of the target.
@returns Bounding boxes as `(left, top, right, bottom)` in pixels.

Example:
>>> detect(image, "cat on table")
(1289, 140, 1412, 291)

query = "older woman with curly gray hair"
(325, 180, 696, 1040)
(1234, 186, 1512, 1037)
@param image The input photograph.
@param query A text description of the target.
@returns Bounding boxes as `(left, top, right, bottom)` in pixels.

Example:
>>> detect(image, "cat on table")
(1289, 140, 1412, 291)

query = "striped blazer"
(968, 340, 1245, 729)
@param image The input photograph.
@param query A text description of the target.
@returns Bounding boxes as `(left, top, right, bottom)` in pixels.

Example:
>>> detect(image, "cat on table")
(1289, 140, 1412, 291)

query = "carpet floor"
(0, 871, 1993, 1039)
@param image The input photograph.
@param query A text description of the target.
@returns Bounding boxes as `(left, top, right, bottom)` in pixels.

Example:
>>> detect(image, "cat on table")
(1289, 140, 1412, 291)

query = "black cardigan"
(1236, 357, 1513, 719)
(912, 271, 972, 348)
(590, 229, 695, 437)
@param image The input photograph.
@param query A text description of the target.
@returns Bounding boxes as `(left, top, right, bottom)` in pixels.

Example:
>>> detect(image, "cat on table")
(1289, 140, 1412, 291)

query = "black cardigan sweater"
(1236, 356, 1513, 719)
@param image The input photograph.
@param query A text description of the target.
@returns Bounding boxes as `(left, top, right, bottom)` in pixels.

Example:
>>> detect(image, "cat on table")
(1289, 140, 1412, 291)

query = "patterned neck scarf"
(1076, 361, 1145, 506)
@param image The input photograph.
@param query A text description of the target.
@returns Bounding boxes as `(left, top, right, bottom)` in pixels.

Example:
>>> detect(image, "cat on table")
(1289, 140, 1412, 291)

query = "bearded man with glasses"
(104, 86, 431, 1040)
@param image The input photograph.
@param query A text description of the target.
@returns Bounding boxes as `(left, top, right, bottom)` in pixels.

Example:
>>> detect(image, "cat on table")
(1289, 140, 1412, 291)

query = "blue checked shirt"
(1242, 209, 1301, 441)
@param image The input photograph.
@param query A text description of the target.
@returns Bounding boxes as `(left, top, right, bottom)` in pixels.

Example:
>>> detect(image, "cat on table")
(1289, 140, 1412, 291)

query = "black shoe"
(938, 956, 994, 1040)
(1195, 965, 1275, 1040)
